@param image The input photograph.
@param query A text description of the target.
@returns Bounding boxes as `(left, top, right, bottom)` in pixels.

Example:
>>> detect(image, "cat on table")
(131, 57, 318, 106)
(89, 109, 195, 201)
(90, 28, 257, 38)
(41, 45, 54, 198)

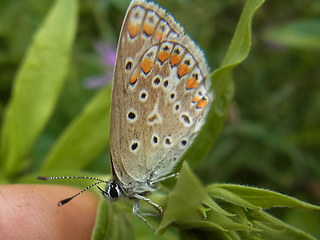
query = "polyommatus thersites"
(38, 0, 211, 230)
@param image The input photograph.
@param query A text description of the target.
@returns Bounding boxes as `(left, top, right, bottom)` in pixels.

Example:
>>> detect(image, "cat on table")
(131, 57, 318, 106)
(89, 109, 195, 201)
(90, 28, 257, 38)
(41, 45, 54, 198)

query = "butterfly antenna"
(37, 176, 108, 182)
(37, 176, 109, 206)
(57, 180, 105, 206)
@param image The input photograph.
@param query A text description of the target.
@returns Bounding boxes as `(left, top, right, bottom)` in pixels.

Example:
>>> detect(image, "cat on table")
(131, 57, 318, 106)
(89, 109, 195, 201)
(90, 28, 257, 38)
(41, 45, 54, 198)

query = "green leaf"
(206, 210, 259, 232)
(251, 211, 319, 240)
(184, 0, 265, 169)
(263, 19, 320, 50)
(0, 0, 78, 177)
(92, 194, 178, 240)
(157, 162, 208, 233)
(41, 85, 112, 171)
(91, 199, 135, 240)
(156, 164, 320, 239)
(203, 195, 234, 217)
(206, 185, 260, 210)
(207, 184, 320, 210)
(159, 164, 260, 236)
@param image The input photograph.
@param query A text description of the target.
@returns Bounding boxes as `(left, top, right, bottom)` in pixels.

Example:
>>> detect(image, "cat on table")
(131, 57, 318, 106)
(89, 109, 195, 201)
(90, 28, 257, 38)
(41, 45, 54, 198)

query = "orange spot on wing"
(155, 31, 164, 41)
(178, 64, 190, 78)
(141, 58, 153, 74)
(186, 77, 199, 90)
(170, 54, 182, 67)
(157, 51, 170, 64)
(143, 23, 154, 36)
(192, 95, 200, 103)
(130, 74, 138, 84)
(196, 98, 208, 108)
(128, 23, 139, 38)
(148, 114, 157, 122)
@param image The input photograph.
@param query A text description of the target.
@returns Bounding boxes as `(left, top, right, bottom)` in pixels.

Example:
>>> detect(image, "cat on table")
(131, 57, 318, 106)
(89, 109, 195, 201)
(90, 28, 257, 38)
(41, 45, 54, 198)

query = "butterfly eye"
(108, 182, 119, 198)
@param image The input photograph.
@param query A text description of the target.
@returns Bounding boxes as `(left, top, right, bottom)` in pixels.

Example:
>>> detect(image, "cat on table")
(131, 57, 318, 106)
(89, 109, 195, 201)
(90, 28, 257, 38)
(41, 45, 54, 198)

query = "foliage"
(0, 0, 319, 239)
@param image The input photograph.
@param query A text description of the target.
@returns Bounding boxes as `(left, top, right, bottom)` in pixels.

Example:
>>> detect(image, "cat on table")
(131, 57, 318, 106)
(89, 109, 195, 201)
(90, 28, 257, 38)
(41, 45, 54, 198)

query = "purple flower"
(83, 42, 116, 89)
(95, 42, 117, 66)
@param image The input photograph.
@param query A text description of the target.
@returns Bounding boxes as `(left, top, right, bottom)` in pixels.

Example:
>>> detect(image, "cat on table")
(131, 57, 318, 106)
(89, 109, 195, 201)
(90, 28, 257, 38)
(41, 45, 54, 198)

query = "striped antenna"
(37, 176, 109, 206)
(37, 176, 108, 182)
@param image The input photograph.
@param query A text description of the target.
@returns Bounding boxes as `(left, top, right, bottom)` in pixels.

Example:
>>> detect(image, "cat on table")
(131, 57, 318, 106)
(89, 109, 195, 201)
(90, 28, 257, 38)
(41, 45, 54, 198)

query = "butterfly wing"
(110, 0, 211, 192)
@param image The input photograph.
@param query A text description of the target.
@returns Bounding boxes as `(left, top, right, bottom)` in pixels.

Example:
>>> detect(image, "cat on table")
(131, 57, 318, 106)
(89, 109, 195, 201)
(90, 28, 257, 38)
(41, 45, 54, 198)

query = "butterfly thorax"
(114, 177, 157, 198)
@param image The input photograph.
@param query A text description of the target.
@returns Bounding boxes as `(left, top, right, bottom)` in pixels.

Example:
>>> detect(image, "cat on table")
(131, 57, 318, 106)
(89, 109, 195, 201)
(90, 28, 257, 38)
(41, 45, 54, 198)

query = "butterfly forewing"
(110, 0, 211, 193)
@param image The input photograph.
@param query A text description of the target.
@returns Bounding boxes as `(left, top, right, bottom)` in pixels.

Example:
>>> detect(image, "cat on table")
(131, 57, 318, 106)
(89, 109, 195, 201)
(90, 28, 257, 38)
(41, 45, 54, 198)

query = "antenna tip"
(58, 197, 73, 206)
(37, 176, 50, 180)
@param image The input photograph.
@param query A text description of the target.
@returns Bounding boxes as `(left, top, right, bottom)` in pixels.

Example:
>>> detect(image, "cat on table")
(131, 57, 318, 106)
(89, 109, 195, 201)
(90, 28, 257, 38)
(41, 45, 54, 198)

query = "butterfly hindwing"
(110, 0, 210, 192)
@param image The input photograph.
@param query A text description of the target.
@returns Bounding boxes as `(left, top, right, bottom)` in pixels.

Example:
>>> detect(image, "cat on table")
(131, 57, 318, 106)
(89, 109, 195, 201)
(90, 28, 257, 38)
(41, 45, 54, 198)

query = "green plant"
(0, 0, 319, 239)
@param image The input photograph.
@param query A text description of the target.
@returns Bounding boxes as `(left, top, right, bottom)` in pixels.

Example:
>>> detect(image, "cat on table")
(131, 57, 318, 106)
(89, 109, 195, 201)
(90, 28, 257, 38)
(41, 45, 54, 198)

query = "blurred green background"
(0, 0, 319, 238)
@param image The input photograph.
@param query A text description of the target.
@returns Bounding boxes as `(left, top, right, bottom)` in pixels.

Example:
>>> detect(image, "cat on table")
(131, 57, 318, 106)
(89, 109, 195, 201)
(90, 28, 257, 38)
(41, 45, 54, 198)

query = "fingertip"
(0, 184, 99, 240)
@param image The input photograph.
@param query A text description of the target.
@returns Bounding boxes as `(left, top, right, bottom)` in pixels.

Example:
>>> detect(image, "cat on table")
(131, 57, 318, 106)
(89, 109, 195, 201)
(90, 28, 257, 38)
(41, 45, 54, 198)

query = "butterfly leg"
(150, 172, 179, 185)
(133, 200, 156, 231)
(133, 194, 163, 215)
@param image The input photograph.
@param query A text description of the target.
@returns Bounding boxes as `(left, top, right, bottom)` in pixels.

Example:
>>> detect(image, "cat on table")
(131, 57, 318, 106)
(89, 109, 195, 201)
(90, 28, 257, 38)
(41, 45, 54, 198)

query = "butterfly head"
(99, 180, 123, 201)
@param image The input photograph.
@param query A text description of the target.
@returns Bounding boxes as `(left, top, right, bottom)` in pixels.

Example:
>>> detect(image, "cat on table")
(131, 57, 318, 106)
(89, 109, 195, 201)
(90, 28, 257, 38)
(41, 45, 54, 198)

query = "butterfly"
(38, 0, 211, 230)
